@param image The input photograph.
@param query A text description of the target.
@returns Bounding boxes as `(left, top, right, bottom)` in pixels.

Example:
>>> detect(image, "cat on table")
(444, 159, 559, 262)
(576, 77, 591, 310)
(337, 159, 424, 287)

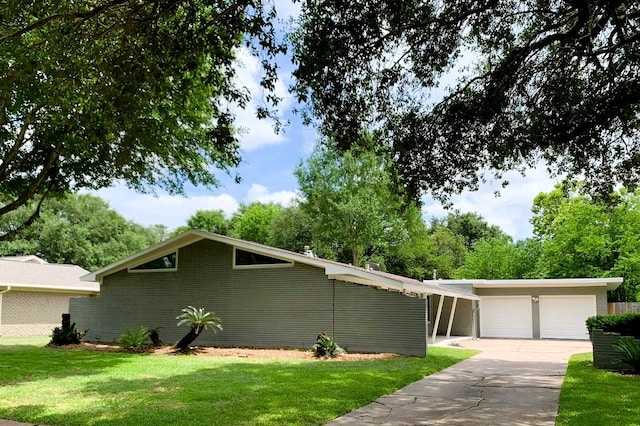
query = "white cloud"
(422, 166, 558, 240)
(93, 186, 239, 230)
(232, 49, 292, 152)
(245, 183, 298, 205)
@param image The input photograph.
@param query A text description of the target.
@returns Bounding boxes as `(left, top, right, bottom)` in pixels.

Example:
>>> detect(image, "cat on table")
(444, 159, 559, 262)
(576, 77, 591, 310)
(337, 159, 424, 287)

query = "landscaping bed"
(53, 341, 403, 360)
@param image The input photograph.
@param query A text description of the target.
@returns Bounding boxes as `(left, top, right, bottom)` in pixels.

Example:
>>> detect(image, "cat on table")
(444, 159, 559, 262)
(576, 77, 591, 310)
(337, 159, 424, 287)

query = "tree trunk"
(175, 325, 202, 349)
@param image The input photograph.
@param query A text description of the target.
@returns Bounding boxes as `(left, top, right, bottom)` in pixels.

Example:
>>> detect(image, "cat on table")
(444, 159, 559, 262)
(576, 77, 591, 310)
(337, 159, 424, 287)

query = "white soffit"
(471, 278, 623, 291)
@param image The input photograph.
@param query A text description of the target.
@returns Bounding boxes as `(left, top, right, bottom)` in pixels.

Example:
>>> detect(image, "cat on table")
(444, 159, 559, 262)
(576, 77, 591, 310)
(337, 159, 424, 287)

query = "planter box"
(591, 329, 640, 370)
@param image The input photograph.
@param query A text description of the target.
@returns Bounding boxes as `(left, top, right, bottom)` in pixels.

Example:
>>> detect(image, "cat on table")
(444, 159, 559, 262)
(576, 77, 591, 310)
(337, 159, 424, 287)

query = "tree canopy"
(230, 202, 282, 245)
(0, 0, 284, 239)
(295, 142, 406, 265)
(531, 184, 640, 301)
(292, 1, 640, 201)
(0, 193, 166, 270)
(173, 209, 231, 236)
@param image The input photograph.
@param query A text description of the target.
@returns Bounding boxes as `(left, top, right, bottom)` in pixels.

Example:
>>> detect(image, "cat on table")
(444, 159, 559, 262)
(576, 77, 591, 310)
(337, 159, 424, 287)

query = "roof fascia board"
(327, 274, 403, 292)
(0, 284, 99, 295)
(402, 282, 480, 300)
(471, 278, 624, 291)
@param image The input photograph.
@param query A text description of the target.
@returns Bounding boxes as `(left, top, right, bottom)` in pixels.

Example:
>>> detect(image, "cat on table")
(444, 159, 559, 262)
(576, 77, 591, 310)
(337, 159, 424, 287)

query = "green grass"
(0, 338, 477, 425)
(557, 352, 640, 426)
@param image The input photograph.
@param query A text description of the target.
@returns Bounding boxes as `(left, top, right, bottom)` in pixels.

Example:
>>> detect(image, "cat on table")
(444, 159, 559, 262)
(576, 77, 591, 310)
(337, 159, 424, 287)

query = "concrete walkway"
(328, 339, 591, 425)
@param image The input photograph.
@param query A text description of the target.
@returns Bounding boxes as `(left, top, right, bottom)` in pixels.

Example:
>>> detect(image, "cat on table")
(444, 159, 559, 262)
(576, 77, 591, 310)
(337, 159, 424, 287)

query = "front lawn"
(0, 338, 476, 425)
(557, 352, 640, 426)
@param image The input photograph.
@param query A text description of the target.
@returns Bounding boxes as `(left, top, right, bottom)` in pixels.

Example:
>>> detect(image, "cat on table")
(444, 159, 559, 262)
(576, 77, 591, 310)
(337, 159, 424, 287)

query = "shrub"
(312, 332, 345, 358)
(50, 324, 83, 345)
(119, 326, 151, 352)
(586, 313, 640, 338)
(50, 314, 83, 345)
(175, 306, 223, 349)
(614, 338, 640, 374)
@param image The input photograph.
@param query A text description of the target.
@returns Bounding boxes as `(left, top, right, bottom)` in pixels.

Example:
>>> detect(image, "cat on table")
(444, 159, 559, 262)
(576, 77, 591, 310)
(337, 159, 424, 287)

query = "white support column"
(446, 297, 458, 338)
(431, 295, 445, 344)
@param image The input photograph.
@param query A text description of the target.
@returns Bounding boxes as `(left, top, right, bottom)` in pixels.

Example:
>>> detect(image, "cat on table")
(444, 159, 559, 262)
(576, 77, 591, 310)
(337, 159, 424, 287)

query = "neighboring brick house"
(0, 256, 98, 336)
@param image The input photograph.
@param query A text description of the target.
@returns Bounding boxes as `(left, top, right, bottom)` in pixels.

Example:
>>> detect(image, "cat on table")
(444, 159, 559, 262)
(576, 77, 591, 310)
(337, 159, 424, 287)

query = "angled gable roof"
(83, 230, 479, 300)
(0, 258, 98, 295)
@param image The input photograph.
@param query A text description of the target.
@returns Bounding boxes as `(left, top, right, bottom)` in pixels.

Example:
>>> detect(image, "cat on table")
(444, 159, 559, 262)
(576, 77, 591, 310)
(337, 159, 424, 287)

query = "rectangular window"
(129, 252, 178, 272)
(233, 248, 292, 269)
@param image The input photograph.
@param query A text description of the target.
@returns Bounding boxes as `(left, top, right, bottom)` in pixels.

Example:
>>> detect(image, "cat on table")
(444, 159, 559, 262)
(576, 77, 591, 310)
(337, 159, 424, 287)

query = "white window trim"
(232, 247, 293, 270)
(128, 252, 179, 273)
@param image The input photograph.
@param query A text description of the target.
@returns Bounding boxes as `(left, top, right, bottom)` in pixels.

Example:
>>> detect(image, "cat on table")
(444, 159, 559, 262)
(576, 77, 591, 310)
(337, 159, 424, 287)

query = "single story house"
(70, 231, 623, 355)
(0, 256, 98, 336)
(71, 231, 478, 356)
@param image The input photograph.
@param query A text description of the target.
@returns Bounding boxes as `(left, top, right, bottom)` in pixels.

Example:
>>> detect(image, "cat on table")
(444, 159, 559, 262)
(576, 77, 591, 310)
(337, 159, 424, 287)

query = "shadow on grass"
(0, 350, 475, 426)
(0, 344, 134, 385)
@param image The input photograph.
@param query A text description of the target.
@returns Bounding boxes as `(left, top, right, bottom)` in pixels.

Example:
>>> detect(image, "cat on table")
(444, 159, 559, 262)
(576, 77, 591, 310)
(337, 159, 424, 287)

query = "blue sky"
(94, 1, 559, 241)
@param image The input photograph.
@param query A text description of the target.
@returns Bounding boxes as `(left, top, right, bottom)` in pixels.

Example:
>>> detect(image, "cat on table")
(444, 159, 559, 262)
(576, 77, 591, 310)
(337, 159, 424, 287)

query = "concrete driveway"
(328, 339, 592, 425)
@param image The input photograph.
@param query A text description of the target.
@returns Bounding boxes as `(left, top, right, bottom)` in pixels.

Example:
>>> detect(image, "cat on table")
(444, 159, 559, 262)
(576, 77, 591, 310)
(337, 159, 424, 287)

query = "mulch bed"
(49, 342, 404, 361)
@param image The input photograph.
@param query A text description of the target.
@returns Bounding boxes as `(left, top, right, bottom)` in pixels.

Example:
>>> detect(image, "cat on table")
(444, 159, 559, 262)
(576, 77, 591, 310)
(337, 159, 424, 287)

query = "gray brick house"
(71, 231, 478, 356)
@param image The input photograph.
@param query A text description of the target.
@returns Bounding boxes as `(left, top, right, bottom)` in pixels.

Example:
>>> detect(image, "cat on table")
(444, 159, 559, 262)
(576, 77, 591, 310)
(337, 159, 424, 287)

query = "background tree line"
(3, 145, 639, 302)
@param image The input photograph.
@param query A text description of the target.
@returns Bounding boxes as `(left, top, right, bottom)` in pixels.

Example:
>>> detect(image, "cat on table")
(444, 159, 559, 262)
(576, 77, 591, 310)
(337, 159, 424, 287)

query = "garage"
(539, 295, 596, 340)
(479, 296, 533, 338)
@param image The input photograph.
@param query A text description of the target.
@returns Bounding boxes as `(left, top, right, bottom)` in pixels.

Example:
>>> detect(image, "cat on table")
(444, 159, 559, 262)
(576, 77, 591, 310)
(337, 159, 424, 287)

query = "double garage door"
(479, 295, 596, 340)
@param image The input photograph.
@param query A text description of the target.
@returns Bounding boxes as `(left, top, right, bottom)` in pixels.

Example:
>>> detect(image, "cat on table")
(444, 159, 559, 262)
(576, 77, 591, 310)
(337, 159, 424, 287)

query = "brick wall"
(1, 291, 71, 336)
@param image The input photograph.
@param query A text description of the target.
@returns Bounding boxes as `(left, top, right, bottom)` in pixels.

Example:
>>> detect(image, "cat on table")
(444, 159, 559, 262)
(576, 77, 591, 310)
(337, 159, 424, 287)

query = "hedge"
(586, 313, 640, 338)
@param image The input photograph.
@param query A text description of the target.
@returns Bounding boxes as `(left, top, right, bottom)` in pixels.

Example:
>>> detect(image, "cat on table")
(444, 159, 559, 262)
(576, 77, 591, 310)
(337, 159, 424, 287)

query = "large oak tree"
(292, 1, 640, 201)
(0, 0, 284, 239)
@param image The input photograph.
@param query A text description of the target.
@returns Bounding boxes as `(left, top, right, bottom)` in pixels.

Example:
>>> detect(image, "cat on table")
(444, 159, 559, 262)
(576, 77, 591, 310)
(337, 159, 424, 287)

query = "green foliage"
(230, 202, 283, 245)
(295, 141, 407, 266)
(50, 322, 83, 346)
(312, 332, 345, 358)
(0, 0, 284, 235)
(174, 210, 230, 236)
(118, 327, 151, 352)
(431, 211, 507, 251)
(266, 205, 315, 254)
(176, 306, 223, 332)
(293, 1, 640, 203)
(0, 193, 165, 270)
(532, 184, 640, 301)
(455, 237, 542, 279)
(614, 338, 640, 374)
(586, 314, 640, 338)
(176, 306, 223, 349)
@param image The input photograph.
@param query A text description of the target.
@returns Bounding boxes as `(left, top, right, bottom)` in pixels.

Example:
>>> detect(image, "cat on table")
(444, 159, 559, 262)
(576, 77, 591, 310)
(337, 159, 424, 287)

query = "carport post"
(431, 295, 445, 344)
(445, 297, 458, 338)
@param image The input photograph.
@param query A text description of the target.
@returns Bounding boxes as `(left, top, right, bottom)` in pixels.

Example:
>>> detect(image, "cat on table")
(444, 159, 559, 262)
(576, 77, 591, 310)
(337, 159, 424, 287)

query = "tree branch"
(0, 186, 51, 242)
(0, 145, 60, 217)
(0, 0, 137, 43)
(0, 105, 42, 181)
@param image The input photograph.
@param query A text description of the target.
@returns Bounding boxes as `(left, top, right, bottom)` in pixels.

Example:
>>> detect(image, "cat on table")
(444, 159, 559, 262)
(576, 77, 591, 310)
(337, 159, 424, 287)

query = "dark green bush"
(312, 332, 345, 358)
(586, 314, 640, 338)
(49, 314, 85, 345)
(119, 326, 151, 352)
(50, 324, 83, 345)
(614, 338, 640, 374)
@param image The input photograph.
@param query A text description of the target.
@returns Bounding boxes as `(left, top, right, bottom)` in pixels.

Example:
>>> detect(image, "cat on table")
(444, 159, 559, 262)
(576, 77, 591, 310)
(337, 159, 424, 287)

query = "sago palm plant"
(175, 306, 223, 349)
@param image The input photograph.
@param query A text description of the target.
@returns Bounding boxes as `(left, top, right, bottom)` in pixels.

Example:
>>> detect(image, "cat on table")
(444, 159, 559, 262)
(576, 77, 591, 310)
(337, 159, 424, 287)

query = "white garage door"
(539, 295, 596, 340)
(480, 296, 533, 338)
